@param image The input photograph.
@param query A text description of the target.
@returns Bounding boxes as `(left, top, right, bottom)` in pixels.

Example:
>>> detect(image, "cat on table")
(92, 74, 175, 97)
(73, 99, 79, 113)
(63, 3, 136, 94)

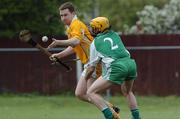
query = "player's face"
(60, 9, 75, 26)
(89, 27, 100, 36)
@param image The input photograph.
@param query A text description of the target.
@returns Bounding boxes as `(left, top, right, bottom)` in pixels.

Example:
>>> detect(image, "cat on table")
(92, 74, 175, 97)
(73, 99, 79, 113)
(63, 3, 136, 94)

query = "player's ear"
(71, 11, 75, 16)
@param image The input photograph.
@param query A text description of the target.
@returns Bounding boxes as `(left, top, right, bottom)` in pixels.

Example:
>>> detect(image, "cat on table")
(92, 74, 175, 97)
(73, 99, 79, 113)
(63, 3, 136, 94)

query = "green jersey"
(94, 30, 130, 60)
(88, 30, 130, 67)
(86, 30, 137, 84)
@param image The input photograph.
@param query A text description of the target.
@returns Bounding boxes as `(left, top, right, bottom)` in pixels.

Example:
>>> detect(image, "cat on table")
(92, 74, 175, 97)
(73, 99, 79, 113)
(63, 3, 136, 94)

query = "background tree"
(76, 0, 169, 32)
(0, 0, 69, 38)
(0, 0, 169, 38)
(127, 0, 180, 34)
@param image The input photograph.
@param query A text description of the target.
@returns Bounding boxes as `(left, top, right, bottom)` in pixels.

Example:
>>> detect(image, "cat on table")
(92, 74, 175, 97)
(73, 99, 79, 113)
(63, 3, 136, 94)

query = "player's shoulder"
(71, 19, 86, 28)
(107, 30, 120, 39)
(94, 35, 104, 46)
(108, 30, 118, 35)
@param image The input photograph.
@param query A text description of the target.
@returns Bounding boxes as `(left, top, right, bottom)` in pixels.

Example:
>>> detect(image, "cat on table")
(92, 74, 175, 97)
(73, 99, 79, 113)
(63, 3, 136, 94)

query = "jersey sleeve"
(85, 41, 101, 67)
(69, 22, 83, 40)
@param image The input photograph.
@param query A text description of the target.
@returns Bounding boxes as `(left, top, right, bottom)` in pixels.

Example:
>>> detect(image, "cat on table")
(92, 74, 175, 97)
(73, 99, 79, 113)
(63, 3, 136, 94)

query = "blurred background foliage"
(130, 0, 180, 34)
(0, 0, 169, 38)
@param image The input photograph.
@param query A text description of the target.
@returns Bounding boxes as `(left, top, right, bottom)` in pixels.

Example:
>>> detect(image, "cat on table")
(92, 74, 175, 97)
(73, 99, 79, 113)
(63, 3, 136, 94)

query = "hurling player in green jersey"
(85, 17, 141, 119)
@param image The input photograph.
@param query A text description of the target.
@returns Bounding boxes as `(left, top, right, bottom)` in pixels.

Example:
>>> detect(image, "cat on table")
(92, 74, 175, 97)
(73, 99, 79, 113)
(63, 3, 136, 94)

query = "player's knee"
(75, 91, 81, 98)
(75, 91, 85, 100)
(86, 90, 94, 101)
(121, 85, 132, 96)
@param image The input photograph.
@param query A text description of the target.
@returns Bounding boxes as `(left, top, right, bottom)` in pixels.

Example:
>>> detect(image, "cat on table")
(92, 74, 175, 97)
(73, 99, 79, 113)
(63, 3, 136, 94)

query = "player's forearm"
(56, 46, 75, 59)
(56, 37, 80, 47)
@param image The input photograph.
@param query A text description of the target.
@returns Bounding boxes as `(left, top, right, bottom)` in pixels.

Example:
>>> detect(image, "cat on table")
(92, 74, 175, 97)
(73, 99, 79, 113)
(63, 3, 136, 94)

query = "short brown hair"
(59, 2, 75, 13)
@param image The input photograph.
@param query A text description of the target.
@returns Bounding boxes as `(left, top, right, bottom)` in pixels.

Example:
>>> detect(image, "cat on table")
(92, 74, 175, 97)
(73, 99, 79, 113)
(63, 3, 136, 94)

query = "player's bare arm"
(48, 37, 80, 49)
(49, 46, 75, 62)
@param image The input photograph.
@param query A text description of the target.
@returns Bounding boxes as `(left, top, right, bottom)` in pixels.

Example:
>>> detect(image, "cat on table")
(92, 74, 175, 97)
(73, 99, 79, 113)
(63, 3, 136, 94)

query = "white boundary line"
(0, 48, 65, 52)
(126, 46, 180, 50)
(1, 46, 180, 52)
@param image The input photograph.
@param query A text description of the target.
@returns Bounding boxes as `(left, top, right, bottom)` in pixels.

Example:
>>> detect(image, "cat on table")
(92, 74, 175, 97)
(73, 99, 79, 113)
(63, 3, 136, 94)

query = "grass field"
(0, 94, 180, 119)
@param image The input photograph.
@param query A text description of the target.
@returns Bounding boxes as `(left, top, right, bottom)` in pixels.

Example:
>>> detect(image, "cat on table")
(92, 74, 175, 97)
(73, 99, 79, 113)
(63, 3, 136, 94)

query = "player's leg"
(75, 67, 120, 118)
(96, 62, 120, 113)
(87, 76, 116, 119)
(75, 74, 94, 102)
(75, 74, 117, 119)
(120, 58, 141, 119)
(121, 80, 141, 119)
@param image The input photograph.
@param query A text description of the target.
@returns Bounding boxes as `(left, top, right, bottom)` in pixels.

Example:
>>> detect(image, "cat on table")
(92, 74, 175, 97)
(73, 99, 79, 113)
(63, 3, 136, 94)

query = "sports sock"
(102, 107, 114, 119)
(106, 101, 120, 113)
(131, 109, 141, 119)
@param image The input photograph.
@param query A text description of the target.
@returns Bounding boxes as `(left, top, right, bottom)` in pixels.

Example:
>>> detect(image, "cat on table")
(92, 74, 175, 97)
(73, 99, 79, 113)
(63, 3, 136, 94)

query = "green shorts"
(103, 58, 137, 84)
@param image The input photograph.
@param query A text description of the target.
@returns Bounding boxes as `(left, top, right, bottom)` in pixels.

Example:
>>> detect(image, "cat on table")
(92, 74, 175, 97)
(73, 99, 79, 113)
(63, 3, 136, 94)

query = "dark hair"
(59, 2, 75, 13)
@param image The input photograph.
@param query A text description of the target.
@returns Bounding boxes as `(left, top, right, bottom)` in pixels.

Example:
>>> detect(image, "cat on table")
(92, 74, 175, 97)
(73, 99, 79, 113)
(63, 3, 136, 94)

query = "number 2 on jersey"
(104, 37, 118, 50)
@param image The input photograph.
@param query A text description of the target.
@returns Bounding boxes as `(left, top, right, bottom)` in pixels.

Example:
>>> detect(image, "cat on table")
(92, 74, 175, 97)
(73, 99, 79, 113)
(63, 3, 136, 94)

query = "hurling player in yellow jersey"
(48, 2, 120, 118)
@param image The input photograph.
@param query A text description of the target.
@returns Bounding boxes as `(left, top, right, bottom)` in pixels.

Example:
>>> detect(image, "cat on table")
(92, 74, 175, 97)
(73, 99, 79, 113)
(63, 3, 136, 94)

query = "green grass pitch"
(0, 94, 179, 119)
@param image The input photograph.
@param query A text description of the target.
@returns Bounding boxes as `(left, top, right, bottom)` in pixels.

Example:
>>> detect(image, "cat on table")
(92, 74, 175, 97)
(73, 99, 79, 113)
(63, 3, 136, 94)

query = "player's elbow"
(71, 38, 80, 47)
